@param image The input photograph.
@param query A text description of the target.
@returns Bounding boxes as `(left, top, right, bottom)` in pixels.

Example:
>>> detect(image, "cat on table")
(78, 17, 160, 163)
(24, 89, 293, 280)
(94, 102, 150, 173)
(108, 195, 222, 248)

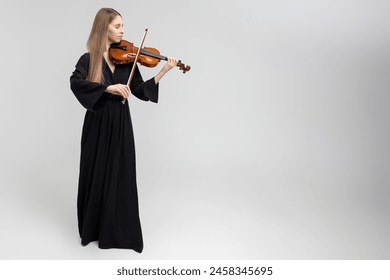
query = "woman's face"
(107, 15, 124, 44)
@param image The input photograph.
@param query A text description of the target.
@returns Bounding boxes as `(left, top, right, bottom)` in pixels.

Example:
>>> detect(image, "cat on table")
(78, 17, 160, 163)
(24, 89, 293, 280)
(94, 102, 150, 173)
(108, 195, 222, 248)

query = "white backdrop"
(0, 0, 389, 259)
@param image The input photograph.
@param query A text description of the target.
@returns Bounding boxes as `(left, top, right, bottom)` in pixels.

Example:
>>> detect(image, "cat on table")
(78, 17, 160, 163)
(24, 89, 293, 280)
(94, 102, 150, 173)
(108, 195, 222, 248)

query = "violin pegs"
(175, 60, 190, 73)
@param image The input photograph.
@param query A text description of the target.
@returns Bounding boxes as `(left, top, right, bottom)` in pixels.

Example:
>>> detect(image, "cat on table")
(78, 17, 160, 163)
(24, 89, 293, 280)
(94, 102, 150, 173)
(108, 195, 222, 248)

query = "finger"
(120, 85, 128, 98)
(169, 57, 177, 63)
(121, 87, 127, 99)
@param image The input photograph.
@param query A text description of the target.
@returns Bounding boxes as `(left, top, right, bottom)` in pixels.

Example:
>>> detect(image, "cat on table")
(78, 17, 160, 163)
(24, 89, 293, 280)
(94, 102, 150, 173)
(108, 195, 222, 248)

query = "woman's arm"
(154, 57, 178, 84)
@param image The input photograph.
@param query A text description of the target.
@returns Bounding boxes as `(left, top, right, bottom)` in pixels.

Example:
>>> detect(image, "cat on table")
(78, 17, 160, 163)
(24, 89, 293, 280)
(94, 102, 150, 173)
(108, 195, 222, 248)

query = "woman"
(70, 7, 177, 253)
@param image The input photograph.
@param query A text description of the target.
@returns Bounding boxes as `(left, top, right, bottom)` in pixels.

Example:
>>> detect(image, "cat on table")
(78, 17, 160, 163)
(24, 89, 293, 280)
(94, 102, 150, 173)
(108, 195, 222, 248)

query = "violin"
(109, 40, 191, 73)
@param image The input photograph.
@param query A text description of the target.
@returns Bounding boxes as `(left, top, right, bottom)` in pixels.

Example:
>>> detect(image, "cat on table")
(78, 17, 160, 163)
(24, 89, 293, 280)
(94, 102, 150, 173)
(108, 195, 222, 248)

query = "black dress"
(70, 53, 158, 253)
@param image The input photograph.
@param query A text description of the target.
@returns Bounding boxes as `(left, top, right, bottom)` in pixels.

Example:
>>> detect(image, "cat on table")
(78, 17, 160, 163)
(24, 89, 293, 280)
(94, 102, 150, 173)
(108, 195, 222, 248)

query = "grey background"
(0, 0, 389, 259)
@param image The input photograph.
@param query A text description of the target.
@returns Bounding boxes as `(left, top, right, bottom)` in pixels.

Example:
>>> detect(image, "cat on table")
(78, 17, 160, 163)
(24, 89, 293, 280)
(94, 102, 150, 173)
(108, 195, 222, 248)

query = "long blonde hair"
(86, 8, 121, 83)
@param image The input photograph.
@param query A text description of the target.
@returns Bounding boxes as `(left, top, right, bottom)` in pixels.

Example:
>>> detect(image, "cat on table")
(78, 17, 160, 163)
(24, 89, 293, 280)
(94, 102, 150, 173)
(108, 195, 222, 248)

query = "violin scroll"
(178, 60, 191, 73)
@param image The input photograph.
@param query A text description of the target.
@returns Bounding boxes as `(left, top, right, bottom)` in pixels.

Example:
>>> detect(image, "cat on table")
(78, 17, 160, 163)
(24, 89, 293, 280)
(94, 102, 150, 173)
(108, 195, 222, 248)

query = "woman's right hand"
(106, 84, 130, 99)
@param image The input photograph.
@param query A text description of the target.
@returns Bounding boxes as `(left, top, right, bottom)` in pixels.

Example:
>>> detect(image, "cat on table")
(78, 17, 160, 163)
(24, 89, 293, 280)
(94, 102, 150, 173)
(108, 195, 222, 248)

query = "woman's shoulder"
(78, 52, 90, 62)
(74, 52, 90, 69)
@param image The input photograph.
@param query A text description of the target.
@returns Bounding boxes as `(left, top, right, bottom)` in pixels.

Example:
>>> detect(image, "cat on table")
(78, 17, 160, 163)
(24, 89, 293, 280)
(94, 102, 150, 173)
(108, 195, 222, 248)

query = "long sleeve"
(70, 53, 110, 112)
(130, 65, 159, 103)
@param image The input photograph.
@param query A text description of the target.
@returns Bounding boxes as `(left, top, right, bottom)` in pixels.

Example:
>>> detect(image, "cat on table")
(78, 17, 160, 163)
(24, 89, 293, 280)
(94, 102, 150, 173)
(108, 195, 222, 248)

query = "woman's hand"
(106, 84, 130, 99)
(162, 57, 179, 73)
(154, 57, 178, 84)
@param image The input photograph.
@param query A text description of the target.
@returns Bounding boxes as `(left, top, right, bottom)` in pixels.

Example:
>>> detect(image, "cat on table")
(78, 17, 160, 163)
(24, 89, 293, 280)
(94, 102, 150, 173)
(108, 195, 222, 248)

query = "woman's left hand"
(154, 57, 178, 84)
(162, 57, 178, 73)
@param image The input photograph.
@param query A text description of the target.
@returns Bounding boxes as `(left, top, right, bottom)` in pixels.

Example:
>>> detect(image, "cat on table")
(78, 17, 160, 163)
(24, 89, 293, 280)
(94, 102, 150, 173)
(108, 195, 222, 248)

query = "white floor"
(1, 163, 390, 260)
